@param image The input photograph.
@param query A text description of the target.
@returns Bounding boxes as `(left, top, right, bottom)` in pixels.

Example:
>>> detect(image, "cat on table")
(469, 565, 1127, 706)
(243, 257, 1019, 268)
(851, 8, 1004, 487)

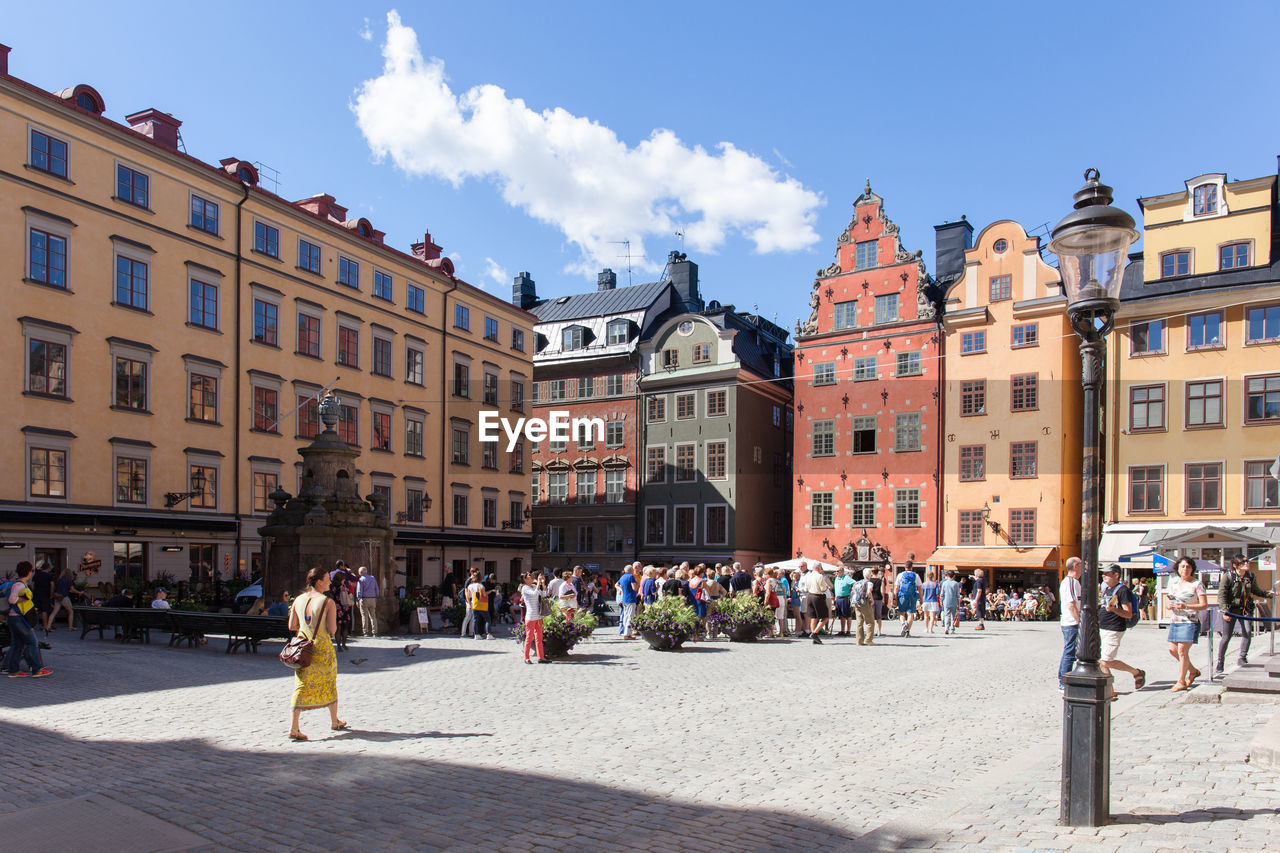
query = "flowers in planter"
(632, 596, 698, 648)
(512, 602, 598, 653)
(707, 593, 775, 638)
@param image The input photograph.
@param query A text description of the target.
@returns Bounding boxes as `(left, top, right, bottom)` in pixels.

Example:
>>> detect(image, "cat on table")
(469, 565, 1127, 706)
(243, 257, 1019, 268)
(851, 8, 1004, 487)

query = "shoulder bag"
(280, 594, 323, 670)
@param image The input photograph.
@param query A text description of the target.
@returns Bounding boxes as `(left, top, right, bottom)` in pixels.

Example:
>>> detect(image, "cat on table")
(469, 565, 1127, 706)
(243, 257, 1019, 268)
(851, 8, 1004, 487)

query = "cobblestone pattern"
(0, 620, 1274, 851)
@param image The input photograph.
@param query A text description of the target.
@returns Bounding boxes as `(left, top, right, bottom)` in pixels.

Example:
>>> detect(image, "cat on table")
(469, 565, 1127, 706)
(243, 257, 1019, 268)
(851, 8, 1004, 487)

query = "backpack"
(899, 572, 917, 598)
(853, 579, 872, 608)
(471, 586, 489, 610)
(1124, 587, 1141, 630)
(0, 581, 11, 615)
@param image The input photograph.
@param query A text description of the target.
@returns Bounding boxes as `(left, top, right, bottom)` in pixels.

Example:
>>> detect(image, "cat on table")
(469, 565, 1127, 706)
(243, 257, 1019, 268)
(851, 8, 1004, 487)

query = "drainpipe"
(935, 312, 945, 549)
(439, 278, 459, 581)
(633, 346, 644, 564)
(231, 180, 250, 598)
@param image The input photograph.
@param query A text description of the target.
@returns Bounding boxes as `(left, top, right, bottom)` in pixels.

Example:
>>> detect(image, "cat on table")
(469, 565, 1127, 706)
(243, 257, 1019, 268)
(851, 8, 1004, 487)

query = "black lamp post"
(1049, 168, 1138, 827)
(164, 468, 207, 509)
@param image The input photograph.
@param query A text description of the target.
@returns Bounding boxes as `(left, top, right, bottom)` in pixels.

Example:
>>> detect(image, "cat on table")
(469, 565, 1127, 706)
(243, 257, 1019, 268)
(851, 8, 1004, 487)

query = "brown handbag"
(279, 594, 323, 670)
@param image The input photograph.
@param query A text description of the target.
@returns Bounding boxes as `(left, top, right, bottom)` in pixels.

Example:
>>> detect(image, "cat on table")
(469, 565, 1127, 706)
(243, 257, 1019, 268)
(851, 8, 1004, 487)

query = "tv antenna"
(609, 240, 633, 286)
(674, 228, 685, 251)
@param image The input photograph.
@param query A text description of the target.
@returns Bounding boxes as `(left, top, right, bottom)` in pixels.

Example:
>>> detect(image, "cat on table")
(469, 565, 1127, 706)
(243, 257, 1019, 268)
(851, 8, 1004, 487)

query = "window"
(834, 301, 857, 330)
(298, 239, 321, 274)
(813, 362, 836, 386)
(484, 317, 499, 341)
(510, 439, 524, 473)
(603, 421, 624, 448)
(646, 446, 667, 483)
(453, 494, 469, 526)
(115, 256, 148, 309)
(852, 417, 876, 453)
(512, 328, 525, 351)
(705, 506, 727, 546)
(1220, 242, 1250, 270)
(189, 279, 218, 330)
(254, 221, 279, 258)
(692, 343, 711, 363)
(854, 356, 877, 381)
(115, 358, 147, 411)
(252, 472, 278, 512)
(676, 393, 696, 419)
(189, 374, 217, 423)
(576, 471, 596, 504)
(297, 313, 321, 358)
(647, 396, 666, 423)
(373, 270, 393, 301)
(1129, 466, 1163, 513)
(1193, 184, 1217, 216)
(961, 330, 986, 354)
(406, 283, 425, 314)
(1012, 323, 1038, 348)
(812, 419, 835, 456)
(1159, 251, 1190, 278)
(811, 492, 834, 528)
(855, 240, 878, 269)
(851, 490, 875, 527)
(30, 129, 68, 177)
(190, 195, 219, 234)
(451, 424, 470, 464)
(675, 444, 696, 482)
(606, 469, 626, 503)
(1010, 441, 1038, 479)
(1246, 305, 1280, 343)
(1246, 374, 1280, 422)
(577, 377, 595, 400)
(894, 489, 920, 526)
(707, 442, 726, 479)
(1246, 461, 1280, 510)
(894, 412, 921, 452)
(405, 488, 425, 523)
(988, 275, 1012, 302)
(338, 404, 359, 446)
(372, 338, 392, 377)
(27, 339, 66, 398)
(958, 510, 984, 545)
(253, 387, 279, 433)
(960, 380, 986, 416)
(546, 525, 565, 553)
(28, 228, 67, 287)
(662, 348, 679, 368)
(531, 473, 540, 505)
(1009, 509, 1036, 544)
(959, 445, 985, 482)
(116, 164, 149, 208)
(1129, 385, 1165, 431)
(575, 524, 593, 551)
(547, 472, 568, 504)
(994, 238, 1008, 252)
(646, 508, 666, 545)
(546, 379, 565, 402)
(773, 406, 782, 427)
(1187, 312, 1223, 349)
(29, 448, 66, 498)
(476, 372, 495, 406)
(373, 411, 392, 452)
(454, 304, 471, 330)
(605, 320, 629, 345)
(478, 437, 497, 469)
(252, 300, 278, 345)
(707, 389, 727, 416)
(338, 327, 359, 368)
(1186, 463, 1221, 511)
(1011, 374, 1038, 411)
(674, 507, 697, 545)
(297, 396, 319, 439)
(453, 363, 470, 398)
(510, 379, 525, 412)
(896, 352, 921, 377)
(406, 347, 424, 385)
(606, 374, 624, 397)
(874, 293, 898, 325)
(338, 256, 359, 288)
(1130, 319, 1165, 355)
(1185, 380, 1222, 427)
(189, 465, 217, 510)
(115, 457, 147, 504)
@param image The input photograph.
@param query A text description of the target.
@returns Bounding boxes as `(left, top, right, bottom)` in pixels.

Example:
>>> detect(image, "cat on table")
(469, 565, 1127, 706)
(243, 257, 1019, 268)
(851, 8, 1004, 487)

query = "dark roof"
(702, 309, 794, 383)
(1120, 254, 1280, 303)
(529, 279, 671, 323)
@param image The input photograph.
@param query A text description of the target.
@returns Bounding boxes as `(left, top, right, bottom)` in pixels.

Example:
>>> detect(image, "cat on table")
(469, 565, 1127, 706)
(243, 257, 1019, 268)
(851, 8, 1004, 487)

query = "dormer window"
(238, 166, 254, 183)
(563, 327, 585, 351)
(1160, 250, 1190, 278)
(1193, 184, 1217, 217)
(76, 93, 98, 112)
(607, 320, 629, 345)
(856, 240, 878, 270)
(358, 221, 371, 238)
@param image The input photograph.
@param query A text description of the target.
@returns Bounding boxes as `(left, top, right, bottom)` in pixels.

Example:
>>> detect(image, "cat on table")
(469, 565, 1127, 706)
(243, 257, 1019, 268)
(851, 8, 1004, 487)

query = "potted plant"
(708, 593, 775, 642)
(632, 596, 698, 650)
(512, 602, 597, 658)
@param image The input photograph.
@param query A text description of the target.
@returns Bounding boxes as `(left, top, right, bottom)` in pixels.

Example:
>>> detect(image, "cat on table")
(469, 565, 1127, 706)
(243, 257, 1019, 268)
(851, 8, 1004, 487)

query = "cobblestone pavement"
(0, 619, 1276, 851)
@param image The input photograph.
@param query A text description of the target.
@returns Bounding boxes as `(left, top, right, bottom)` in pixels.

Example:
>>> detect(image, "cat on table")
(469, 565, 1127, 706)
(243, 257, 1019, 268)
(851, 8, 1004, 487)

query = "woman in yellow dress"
(288, 567, 349, 741)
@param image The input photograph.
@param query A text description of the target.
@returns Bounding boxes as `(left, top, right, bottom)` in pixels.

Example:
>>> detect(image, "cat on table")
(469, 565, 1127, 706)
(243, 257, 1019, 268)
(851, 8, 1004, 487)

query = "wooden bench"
(223, 614, 291, 654)
(79, 607, 131, 641)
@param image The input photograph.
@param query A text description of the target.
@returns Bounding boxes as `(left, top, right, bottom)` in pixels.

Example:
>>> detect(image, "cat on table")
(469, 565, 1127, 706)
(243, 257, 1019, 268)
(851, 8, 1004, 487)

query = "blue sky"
(5, 2, 1278, 331)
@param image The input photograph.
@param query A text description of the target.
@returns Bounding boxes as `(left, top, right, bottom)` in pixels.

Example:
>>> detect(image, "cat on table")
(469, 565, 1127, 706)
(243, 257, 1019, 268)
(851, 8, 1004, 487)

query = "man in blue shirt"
(356, 566, 381, 637)
(940, 570, 962, 635)
(616, 563, 639, 639)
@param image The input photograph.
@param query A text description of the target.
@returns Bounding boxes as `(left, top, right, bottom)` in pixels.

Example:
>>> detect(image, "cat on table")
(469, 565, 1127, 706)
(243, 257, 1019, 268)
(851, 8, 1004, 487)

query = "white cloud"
(353, 11, 823, 276)
(359, 19, 372, 42)
(483, 257, 509, 289)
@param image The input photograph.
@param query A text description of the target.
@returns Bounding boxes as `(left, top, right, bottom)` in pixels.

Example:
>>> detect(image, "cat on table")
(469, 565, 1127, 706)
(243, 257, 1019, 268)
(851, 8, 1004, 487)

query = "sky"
(5, 1, 1279, 332)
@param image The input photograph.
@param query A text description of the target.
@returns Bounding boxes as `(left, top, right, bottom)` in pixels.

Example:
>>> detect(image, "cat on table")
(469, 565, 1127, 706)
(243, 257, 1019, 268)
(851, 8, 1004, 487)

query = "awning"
(1098, 530, 1151, 564)
(926, 546, 1058, 568)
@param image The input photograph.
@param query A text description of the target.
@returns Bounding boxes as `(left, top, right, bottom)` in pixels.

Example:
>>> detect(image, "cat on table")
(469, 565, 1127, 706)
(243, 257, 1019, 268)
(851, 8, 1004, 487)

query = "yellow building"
(1101, 170, 1280, 576)
(0, 46, 533, 593)
(928, 220, 1083, 590)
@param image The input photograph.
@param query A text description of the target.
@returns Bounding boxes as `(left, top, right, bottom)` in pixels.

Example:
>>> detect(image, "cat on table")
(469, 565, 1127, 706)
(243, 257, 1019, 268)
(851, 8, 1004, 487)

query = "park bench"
(77, 608, 292, 654)
(78, 607, 168, 643)
(222, 614, 291, 654)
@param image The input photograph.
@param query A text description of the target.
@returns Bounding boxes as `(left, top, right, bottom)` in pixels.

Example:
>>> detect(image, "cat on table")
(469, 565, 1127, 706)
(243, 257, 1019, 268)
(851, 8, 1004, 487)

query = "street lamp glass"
(1050, 226, 1134, 307)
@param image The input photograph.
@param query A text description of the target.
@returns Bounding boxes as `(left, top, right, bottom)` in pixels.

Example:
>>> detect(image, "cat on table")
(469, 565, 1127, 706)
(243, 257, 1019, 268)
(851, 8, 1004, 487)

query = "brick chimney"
(667, 251, 702, 312)
(125, 109, 182, 150)
(410, 231, 443, 262)
(0, 44, 11, 76)
(597, 268, 617, 291)
(933, 217, 974, 290)
(513, 271, 538, 310)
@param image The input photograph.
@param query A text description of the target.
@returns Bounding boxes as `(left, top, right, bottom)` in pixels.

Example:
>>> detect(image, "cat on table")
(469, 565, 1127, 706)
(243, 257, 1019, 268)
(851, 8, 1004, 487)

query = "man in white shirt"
(1058, 556, 1082, 690)
(799, 563, 832, 644)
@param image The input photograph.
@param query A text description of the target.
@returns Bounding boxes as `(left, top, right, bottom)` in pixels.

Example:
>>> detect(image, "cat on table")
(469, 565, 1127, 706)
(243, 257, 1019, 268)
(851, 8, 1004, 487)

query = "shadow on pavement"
(1112, 806, 1280, 825)
(0, 721, 936, 852)
(330, 729, 494, 743)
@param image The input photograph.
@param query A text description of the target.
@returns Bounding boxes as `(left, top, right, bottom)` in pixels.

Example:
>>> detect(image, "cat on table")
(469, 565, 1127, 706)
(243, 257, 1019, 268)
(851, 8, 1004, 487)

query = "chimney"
(597, 268, 617, 291)
(513, 271, 538, 310)
(125, 108, 182, 150)
(666, 251, 702, 312)
(0, 44, 10, 76)
(411, 231, 443, 262)
(934, 217, 974, 289)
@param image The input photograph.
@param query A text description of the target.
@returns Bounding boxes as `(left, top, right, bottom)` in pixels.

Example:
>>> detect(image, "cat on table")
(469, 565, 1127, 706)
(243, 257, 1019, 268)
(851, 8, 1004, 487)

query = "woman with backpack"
(920, 568, 941, 634)
(895, 561, 921, 638)
(5, 561, 52, 678)
(467, 573, 493, 639)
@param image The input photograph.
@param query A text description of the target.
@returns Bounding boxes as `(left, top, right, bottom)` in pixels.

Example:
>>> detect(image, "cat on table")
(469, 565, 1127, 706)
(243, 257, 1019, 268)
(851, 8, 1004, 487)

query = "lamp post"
(1049, 169, 1138, 827)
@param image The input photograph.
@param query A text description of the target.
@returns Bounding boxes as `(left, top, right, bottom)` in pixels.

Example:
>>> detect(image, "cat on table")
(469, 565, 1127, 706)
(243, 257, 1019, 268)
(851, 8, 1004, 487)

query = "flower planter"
(541, 634, 572, 659)
(727, 624, 765, 643)
(640, 629, 689, 651)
